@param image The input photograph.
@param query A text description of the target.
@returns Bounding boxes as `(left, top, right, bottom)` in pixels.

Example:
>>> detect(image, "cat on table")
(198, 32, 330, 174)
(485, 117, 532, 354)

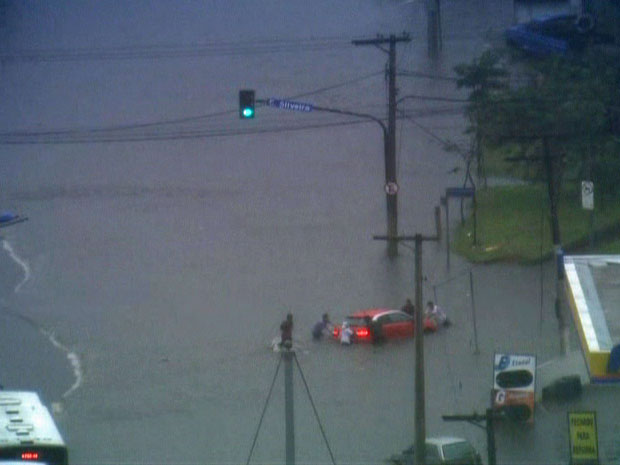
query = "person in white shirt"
(340, 321, 353, 345)
(425, 301, 450, 327)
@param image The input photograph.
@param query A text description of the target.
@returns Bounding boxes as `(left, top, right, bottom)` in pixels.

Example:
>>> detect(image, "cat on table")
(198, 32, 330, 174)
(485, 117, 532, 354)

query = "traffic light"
(239, 89, 255, 119)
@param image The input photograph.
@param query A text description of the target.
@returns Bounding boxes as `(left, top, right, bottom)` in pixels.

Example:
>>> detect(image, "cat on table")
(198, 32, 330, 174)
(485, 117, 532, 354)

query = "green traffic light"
(242, 107, 254, 118)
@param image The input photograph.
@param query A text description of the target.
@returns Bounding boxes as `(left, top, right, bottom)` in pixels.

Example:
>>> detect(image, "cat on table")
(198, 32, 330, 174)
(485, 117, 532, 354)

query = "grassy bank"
(452, 183, 620, 263)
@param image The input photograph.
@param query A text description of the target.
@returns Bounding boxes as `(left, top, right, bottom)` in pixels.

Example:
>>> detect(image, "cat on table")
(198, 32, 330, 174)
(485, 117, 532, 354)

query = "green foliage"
(453, 184, 620, 263)
(454, 51, 510, 184)
(455, 50, 620, 196)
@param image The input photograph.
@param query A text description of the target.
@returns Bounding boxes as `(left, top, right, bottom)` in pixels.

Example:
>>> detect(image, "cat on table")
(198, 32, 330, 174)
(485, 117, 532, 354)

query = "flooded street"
(0, 2, 579, 464)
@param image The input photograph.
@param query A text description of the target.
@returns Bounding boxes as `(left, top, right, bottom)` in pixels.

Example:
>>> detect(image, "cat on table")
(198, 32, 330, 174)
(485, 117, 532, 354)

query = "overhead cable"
(0, 37, 354, 63)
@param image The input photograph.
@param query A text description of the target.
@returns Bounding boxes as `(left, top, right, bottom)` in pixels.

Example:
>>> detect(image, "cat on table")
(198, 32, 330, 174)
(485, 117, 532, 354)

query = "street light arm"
(257, 98, 387, 135)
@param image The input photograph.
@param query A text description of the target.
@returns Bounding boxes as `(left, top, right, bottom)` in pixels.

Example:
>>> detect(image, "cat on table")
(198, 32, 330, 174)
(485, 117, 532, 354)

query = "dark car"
(504, 14, 597, 56)
(388, 437, 482, 465)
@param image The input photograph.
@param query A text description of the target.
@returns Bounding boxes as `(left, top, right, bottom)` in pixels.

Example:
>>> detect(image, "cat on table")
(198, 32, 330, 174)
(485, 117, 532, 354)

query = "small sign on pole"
(581, 181, 594, 210)
(568, 411, 598, 464)
(385, 182, 398, 195)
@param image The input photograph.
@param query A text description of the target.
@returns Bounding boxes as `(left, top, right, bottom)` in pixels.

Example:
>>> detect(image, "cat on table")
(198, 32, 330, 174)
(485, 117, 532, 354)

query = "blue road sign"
(446, 187, 475, 198)
(268, 98, 313, 112)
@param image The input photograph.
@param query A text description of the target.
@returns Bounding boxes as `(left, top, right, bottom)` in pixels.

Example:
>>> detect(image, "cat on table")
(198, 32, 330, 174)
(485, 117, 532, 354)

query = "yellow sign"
(568, 412, 598, 463)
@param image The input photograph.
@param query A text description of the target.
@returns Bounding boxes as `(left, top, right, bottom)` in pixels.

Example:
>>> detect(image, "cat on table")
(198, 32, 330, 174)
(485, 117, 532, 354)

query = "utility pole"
(426, 0, 442, 58)
(507, 136, 566, 350)
(374, 225, 439, 465)
(283, 348, 295, 465)
(413, 234, 426, 465)
(354, 33, 411, 257)
(541, 137, 568, 354)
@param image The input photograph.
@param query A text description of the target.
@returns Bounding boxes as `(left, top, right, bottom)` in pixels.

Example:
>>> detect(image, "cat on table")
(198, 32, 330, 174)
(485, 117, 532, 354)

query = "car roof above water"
(347, 308, 398, 319)
(426, 437, 471, 446)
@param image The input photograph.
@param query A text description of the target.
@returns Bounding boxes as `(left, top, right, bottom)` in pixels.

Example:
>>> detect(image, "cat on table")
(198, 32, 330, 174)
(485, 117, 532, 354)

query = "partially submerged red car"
(333, 308, 437, 343)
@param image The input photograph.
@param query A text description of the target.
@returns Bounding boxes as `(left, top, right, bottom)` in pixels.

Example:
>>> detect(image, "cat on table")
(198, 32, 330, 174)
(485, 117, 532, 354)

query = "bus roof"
(0, 391, 65, 447)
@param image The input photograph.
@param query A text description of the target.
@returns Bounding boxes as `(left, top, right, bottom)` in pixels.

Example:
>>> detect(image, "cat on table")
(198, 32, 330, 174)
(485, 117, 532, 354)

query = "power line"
(0, 107, 465, 145)
(289, 71, 384, 99)
(0, 119, 378, 144)
(0, 36, 355, 63)
(397, 69, 459, 81)
(399, 94, 468, 103)
(0, 71, 385, 140)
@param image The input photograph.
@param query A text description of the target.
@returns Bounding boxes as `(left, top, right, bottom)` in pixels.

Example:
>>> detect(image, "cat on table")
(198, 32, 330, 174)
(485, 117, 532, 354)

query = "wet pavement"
(0, 1, 617, 464)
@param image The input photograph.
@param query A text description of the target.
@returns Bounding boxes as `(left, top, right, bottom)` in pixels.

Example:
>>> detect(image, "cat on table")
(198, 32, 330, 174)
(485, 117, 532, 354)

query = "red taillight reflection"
(21, 452, 39, 461)
(356, 327, 370, 338)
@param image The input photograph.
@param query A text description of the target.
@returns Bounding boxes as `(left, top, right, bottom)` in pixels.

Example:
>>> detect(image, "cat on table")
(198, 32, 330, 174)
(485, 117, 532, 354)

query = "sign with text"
(268, 98, 313, 112)
(568, 411, 598, 464)
(492, 353, 536, 423)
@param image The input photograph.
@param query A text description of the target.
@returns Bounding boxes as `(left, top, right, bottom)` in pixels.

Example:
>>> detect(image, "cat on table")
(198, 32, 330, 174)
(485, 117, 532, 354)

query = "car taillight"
(356, 327, 370, 338)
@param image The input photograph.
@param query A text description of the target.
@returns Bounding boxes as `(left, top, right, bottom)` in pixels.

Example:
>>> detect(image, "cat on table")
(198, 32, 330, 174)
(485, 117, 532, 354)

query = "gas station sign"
(492, 353, 536, 423)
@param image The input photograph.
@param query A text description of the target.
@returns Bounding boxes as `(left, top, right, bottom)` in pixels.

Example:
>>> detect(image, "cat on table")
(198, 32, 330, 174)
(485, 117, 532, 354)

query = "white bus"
(0, 391, 67, 465)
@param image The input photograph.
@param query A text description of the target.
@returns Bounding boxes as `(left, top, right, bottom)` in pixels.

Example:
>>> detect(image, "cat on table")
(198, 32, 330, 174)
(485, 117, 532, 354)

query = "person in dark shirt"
(280, 313, 293, 349)
(365, 315, 384, 344)
(401, 298, 415, 316)
(312, 313, 332, 340)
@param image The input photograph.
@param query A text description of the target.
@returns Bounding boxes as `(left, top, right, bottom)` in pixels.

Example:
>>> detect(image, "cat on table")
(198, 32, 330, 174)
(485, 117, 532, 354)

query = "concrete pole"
(414, 234, 426, 465)
(427, 0, 440, 58)
(445, 198, 450, 270)
(469, 270, 479, 354)
(283, 349, 295, 465)
(386, 35, 399, 257)
(542, 137, 568, 354)
(352, 34, 410, 257)
(486, 409, 497, 465)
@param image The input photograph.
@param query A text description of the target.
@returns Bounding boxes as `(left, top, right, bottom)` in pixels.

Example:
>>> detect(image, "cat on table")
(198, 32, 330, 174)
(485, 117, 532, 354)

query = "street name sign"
(568, 411, 598, 464)
(268, 98, 313, 112)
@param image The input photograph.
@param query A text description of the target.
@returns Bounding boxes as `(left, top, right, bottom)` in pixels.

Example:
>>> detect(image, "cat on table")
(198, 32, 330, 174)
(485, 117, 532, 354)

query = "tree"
(454, 50, 508, 188)
(482, 53, 620, 201)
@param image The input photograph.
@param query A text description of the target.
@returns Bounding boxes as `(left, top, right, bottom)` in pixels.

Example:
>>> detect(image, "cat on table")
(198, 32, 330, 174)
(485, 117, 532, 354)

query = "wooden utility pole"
(354, 33, 411, 256)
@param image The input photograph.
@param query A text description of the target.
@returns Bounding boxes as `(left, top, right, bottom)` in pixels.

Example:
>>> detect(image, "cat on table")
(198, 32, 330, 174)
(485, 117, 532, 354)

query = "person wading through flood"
(425, 301, 450, 327)
(401, 298, 415, 317)
(312, 313, 333, 340)
(280, 313, 293, 349)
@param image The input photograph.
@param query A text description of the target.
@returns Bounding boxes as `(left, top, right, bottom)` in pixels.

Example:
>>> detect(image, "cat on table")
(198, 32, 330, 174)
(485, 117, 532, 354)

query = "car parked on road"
(332, 308, 437, 343)
(504, 14, 607, 56)
(387, 437, 482, 465)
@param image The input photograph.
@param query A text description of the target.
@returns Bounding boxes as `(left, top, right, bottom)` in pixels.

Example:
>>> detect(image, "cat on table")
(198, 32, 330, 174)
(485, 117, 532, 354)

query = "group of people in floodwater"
(278, 299, 450, 348)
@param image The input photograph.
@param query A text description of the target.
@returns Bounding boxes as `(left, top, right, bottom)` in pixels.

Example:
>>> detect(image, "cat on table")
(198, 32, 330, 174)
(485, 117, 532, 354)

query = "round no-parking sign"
(385, 182, 398, 195)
